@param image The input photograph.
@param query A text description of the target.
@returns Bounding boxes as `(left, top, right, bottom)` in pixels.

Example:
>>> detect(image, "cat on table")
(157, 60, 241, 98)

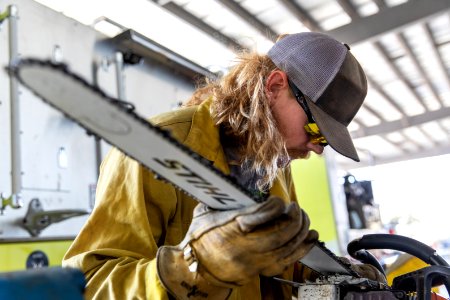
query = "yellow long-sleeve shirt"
(63, 98, 299, 299)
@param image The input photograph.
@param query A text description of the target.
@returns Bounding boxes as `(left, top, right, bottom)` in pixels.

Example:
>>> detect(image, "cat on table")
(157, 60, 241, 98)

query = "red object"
(431, 292, 448, 299)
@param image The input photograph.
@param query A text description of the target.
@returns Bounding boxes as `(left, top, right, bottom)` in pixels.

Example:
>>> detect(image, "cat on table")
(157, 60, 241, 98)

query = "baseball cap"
(267, 32, 367, 162)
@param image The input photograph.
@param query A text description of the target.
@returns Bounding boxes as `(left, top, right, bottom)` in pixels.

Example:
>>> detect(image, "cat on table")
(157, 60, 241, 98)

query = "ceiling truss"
(151, 0, 450, 168)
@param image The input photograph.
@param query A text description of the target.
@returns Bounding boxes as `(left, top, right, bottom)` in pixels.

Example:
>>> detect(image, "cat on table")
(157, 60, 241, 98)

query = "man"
(63, 32, 385, 299)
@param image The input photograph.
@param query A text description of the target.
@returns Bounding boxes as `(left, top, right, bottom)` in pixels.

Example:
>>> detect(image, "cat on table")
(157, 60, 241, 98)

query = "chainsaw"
(7, 58, 450, 299)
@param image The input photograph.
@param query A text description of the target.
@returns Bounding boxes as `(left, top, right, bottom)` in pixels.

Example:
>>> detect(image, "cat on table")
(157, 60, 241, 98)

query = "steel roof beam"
(341, 143, 450, 169)
(351, 106, 450, 138)
(397, 32, 444, 108)
(275, 0, 322, 32)
(151, 0, 245, 51)
(336, 0, 360, 20)
(417, 126, 439, 147)
(215, 0, 278, 42)
(366, 76, 406, 115)
(373, 41, 429, 112)
(423, 22, 450, 93)
(361, 103, 386, 121)
(327, 0, 450, 45)
(384, 136, 416, 153)
(373, 0, 387, 10)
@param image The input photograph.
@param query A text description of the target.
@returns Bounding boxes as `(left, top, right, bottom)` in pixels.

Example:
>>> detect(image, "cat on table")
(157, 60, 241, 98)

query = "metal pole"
(8, 4, 22, 208)
(114, 51, 125, 100)
(91, 62, 102, 179)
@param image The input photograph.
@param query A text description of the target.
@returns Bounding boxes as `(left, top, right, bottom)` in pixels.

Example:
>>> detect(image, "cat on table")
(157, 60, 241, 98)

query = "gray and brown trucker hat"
(268, 32, 367, 162)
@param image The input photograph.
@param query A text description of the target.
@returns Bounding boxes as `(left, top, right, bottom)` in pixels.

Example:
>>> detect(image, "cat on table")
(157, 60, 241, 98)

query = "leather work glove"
(339, 257, 387, 285)
(156, 196, 319, 300)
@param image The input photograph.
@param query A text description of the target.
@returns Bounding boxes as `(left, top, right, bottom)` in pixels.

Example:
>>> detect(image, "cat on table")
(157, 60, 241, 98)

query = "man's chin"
(288, 150, 311, 160)
(278, 150, 312, 167)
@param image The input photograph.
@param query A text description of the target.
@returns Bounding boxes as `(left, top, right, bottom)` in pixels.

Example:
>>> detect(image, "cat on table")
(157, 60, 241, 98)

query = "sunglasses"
(288, 80, 328, 146)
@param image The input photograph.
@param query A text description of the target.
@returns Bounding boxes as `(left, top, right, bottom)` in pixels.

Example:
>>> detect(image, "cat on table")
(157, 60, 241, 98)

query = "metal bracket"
(22, 198, 89, 237)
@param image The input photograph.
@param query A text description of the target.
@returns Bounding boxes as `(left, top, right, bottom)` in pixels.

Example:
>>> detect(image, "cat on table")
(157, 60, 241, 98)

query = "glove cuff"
(156, 246, 233, 300)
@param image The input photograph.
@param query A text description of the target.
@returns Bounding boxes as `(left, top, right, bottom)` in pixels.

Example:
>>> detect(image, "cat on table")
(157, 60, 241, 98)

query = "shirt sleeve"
(63, 148, 178, 299)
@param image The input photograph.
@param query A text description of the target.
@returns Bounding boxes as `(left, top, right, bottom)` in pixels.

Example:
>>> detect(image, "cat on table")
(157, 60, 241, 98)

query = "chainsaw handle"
(351, 249, 386, 276)
(348, 233, 450, 296)
(347, 234, 449, 267)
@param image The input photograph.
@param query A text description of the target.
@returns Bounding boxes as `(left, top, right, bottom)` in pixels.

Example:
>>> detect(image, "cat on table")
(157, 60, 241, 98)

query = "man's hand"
(350, 263, 387, 284)
(190, 197, 318, 284)
(156, 196, 318, 299)
(339, 257, 387, 285)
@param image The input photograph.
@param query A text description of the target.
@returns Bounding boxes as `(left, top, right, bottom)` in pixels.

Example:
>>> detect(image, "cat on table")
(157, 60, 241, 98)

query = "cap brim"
(305, 97, 360, 162)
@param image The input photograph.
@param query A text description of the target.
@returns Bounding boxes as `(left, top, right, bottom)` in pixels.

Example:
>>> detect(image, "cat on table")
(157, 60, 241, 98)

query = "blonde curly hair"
(185, 52, 289, 190)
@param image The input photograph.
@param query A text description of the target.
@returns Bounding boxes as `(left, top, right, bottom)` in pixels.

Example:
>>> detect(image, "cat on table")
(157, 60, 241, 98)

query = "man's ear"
(266, 70, 289, 103)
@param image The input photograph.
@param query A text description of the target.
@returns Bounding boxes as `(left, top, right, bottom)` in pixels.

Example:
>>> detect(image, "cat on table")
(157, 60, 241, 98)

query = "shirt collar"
(183, 97, 230, 175)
